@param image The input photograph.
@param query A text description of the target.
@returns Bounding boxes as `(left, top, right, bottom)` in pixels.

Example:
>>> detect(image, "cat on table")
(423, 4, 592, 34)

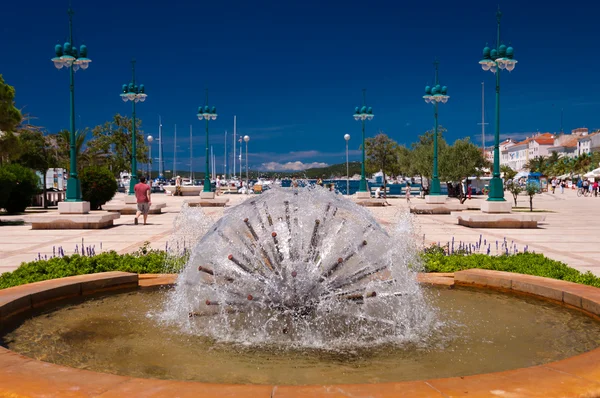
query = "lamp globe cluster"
(121, 83, 147, 103)
(197, 106, 218, 121)
(423, 84, 449, 104)
(479, 43, 517, 73)
(51, 42, 91, 71)
(353, 106, 374, 121)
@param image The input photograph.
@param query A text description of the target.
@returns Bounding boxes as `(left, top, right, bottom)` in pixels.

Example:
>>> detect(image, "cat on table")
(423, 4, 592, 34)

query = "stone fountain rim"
(1, 270, 600, 397)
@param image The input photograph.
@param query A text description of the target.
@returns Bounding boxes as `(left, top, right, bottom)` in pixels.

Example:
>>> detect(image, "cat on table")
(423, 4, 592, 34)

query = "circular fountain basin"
(1, 271, 600, 397)
(4, 284, 600, 386)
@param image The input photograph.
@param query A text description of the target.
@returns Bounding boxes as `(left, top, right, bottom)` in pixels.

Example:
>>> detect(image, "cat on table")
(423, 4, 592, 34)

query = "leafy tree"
(0, 75, 23, 165)
(0, 75, 22, 134)
(80, 166, 118, 210)
(55, 128, 90, 172)
(505, 180, 523, 207)
(16, 129, 58, 208)
(440, 138, 487, 203)
(411, 127, 448, 193)
(0, 167, 16, 210)
(365, 132, 399, 198)
(0, 164, 39, 213)
(86, 114, 148, 177)
(396, 145, 414, 177)
(525, 181, 538, 212)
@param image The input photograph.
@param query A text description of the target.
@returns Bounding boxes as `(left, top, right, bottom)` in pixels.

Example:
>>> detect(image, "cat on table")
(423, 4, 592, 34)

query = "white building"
(577, 131, 600, 156)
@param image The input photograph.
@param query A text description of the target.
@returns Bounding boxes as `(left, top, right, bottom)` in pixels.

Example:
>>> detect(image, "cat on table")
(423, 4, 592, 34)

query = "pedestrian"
(560, 179, 565, 194)
(551, 177, 556, 194)
(175, 175, 182, 196)
(134, 176, 151, 225)
(405, 184, 411, 203)
(593, 180, 599, 197)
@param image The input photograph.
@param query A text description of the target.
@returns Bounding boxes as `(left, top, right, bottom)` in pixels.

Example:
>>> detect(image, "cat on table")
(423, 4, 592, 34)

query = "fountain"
(162, 186, 436, 347)
(2, 186, 600, 392)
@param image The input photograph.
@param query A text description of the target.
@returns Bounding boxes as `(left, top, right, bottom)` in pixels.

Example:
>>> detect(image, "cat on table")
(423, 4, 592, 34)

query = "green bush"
(0, 251, 175, 289)
(80, 166, 118, 210)
(423, 252, 600, 288)
(0, 167, 17, 210)
(0, 164, 40, 213)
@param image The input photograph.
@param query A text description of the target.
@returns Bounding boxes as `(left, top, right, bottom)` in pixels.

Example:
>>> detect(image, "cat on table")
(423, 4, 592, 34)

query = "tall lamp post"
(353, 89, 374, 197)
(197, 89, 218, 197)
(120, 59, 147, 194)
(51, 7, 92, 203)
(422, 60, 450, 198)
(479, 8, 517, 203)
(244, 135, 250, 193)
(147, 135, 153, 178)
(344, 134, 350, 195)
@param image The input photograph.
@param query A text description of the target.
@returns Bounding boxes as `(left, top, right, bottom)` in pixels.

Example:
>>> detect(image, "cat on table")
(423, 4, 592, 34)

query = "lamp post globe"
(344, 134, 351, 195)
(147, 135, 153, 143)
(243, 136, 250, 194)
(479, 8, 518, 202)
(422, 60, 450, 198)
(52, 7, 92, 202)
(196, 89, 218, 195)
(120, 59, 147, 194)
(353, 90, 374, 196)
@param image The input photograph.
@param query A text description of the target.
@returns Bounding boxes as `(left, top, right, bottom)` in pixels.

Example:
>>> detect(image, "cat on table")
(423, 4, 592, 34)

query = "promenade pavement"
(1, 187, 599, 276)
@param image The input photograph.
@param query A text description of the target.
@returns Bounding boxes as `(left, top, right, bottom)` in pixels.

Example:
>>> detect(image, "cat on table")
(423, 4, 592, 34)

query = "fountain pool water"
(160, 186, 436, 347)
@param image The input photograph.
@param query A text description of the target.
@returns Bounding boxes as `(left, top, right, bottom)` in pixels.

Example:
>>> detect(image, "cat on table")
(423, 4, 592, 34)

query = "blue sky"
(2, 0, 599, 172)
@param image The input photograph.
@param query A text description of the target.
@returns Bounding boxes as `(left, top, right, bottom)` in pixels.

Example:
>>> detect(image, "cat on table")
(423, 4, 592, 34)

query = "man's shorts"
(137, 202, 150, 215)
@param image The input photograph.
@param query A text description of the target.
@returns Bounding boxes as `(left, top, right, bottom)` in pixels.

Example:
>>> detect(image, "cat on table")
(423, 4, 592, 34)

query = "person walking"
(405, 184, 411, 203)
(134, 176, 151, 225)
(551, 178, 556, 194)
(560, 179, 565, 194)
(593, 180, 599, 197)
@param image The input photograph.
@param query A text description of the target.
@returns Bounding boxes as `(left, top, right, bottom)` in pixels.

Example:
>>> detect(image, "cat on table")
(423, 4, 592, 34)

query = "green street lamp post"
(120, 59, 147, 194)
(197, 89, 218, 194)
(51, 8, 91, 202)
(353, 89, 374, 194)
(479, 9, 518, 202)
(422, 60, 450, 196)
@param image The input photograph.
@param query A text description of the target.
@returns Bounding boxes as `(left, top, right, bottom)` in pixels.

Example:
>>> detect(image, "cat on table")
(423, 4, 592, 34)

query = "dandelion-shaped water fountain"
(164, 187, 434, 348)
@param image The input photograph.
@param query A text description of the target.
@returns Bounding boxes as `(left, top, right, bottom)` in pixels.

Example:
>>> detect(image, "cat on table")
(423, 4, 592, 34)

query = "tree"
(501, 165, 517, 181)
(440, 137, 488, 203)
(86, 114, 148, 177)
(506, 180, 523, 207)
(0, 75, 23, 166)
(365, 133, 399, 198)
(0, 164, 39, 213)
(525, 181, 538, 212)
(525, 156, 547, 174)
(17, 129, 58, 208)
(55, 128, 89, 172)
(80, 166, 118, 210)
(0, 75, 22, 134)
(411, 127, 448, 194)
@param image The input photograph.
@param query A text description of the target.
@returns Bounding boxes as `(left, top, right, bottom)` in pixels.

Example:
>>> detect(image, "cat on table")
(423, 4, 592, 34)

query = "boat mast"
(190, 125, 193, 180)
(233, 116, 236, 178)
(158, 116, 164, 178)
(173, 124, 177, 178)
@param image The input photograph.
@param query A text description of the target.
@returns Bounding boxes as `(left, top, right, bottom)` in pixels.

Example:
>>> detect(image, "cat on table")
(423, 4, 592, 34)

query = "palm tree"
(525, 156, 546, 174)
(56, 129, 89, 171)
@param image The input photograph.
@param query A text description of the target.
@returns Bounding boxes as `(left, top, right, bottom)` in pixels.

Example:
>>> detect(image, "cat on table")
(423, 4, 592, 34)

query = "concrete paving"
(1, 188, 599, 276)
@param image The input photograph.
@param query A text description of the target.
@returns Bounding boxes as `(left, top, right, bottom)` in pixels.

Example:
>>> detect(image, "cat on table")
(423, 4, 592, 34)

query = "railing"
(31, 191, 66, 207)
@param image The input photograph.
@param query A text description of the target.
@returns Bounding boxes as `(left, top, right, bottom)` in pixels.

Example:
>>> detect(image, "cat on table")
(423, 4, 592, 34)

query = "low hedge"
(423, 252, 600, 288)
(0, 251, 175, 290)
(1, 250, 599, 290)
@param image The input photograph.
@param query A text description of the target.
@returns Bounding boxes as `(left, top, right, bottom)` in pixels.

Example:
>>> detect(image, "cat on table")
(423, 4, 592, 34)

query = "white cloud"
(260, 161, 329, 171)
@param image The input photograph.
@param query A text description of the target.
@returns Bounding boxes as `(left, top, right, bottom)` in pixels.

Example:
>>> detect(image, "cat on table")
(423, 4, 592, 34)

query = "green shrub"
(80, 166, 118, 210)
(0, 167, 17, 210)
(0, 251, 173, 289)
(0, 164, 40, 213)
(422, 252, 600, 288)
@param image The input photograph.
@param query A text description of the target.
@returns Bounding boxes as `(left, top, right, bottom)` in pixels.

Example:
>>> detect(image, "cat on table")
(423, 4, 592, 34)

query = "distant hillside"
(257, 162, 363, 179)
